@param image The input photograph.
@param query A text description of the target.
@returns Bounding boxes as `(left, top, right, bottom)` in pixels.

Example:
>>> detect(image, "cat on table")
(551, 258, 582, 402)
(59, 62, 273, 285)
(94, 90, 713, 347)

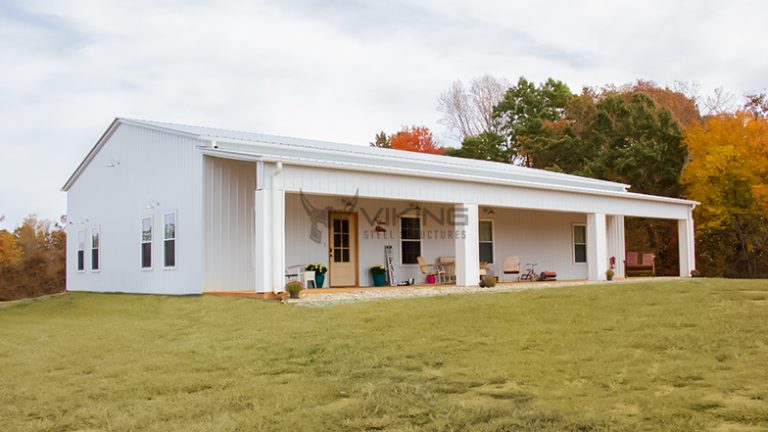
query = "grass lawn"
(1, 279, 767, 431)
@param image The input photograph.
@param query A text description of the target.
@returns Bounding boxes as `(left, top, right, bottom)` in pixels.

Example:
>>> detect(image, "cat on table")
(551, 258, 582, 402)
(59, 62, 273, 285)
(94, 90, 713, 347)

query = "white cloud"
(1, 0, 767, 229)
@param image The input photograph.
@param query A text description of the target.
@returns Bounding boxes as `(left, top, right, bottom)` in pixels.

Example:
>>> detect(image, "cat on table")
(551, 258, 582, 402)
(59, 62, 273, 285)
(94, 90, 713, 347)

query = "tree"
(369, 131, 391, 148)
(604, 80, 702, 127)
(437, 75, 509, 140)
(0, 216, 66, 301)
(703, 86, 736, 116)
(492, 77, 574, 166)
(445, 131, 512, 162)
(744, 92, 768, 119)
(682, 112, 768, 277)
(390, 126, 444, 155)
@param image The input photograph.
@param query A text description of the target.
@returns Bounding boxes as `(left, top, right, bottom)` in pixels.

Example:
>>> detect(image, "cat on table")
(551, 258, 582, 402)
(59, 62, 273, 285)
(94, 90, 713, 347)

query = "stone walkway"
(286, 277, 670, 306)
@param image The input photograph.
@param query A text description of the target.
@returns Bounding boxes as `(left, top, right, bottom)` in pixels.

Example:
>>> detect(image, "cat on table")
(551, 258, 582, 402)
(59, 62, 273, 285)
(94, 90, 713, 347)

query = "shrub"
(369, 264, 387, 275)
(305, 263, 327, 274)
(285, 281, 304, 298)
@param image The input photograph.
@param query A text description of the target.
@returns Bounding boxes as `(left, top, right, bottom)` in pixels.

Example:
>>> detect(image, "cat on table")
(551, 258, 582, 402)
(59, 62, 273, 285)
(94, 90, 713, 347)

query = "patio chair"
(417, 256, 445, 284)
(286, 264, 316, 288)
(502, 256, 520, 281)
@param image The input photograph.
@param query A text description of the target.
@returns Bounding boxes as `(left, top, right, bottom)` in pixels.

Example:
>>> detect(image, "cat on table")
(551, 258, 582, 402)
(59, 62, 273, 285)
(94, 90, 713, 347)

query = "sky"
(1, 0, 767, 229)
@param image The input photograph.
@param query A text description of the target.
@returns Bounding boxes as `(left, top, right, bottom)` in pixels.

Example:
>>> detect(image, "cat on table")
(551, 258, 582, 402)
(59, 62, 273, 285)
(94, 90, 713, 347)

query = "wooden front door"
(329, 212, 358, 287)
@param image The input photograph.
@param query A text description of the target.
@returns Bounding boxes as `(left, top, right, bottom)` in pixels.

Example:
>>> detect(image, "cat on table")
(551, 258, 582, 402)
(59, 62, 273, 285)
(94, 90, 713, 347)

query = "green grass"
(1, 279, 767, 431)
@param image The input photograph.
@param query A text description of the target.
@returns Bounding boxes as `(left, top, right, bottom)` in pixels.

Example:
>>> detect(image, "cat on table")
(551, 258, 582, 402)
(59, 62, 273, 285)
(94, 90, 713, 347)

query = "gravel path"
(286, 277, 671, 306)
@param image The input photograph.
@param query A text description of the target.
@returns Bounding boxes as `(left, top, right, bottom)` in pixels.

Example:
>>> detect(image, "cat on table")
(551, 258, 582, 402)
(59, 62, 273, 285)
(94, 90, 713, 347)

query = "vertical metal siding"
(202, 157, 256, 291)
(66, 124, 204, 294)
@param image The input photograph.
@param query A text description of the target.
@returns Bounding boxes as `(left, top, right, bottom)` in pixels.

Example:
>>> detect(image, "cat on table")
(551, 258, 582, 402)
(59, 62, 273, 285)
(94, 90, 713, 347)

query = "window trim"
(77, 230, 85, 272)
(478, 219, 495, 264)
(399, 214, 422, 266)
(90, 226, 101, 273)
(141, 215, 153, 271)
(572, 223, 587, 265)
(163, 211, 177, 270)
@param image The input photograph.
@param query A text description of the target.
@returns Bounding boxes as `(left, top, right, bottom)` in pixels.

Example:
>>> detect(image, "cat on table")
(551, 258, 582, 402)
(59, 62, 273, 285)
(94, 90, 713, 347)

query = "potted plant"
(480, 275, 496, 288)
(306, 263, 327, 288)
(285, 281, 304, 299)
(370, 264, 387, 287)
(606, 268, 615, 281)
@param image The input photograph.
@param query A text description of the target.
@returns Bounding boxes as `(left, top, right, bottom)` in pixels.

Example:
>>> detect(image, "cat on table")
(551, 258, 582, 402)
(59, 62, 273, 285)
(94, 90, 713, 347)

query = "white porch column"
(254, 162, 286, 293)
(678, 213, 696, 277)
(606, 215, 625, 278)
(587, 213, 609, 281)
(455, 203, 480, 287)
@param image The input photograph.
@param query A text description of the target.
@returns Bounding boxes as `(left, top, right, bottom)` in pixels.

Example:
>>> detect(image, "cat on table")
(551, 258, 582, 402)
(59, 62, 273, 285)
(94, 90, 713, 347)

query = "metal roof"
(62, 118, 698, 208)
(119, 118, 631, 193)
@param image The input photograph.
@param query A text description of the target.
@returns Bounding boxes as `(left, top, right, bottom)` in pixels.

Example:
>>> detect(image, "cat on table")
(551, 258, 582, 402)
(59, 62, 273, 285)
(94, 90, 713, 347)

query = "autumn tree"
(0, 216, 66, 301)
(682, 112, 768, 277)
(390, 126, 444, 154)
(437, 75, 509, 140)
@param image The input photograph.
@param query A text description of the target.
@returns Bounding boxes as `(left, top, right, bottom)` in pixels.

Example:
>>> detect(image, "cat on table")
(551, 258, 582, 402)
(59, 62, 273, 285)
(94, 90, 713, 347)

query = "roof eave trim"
(197, 134, 631, 192)
(202, 148, 698, 207)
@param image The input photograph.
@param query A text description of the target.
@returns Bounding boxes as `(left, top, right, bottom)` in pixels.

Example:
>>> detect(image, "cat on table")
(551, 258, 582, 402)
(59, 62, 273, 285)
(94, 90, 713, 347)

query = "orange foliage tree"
(390, 126, 444, 155)
(682, 112, 768, 276)
(0, 216, 66, 301)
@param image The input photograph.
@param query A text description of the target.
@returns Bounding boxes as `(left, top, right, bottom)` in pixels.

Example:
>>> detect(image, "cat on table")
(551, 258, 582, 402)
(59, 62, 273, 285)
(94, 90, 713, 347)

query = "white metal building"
(63, 118, 697, 295)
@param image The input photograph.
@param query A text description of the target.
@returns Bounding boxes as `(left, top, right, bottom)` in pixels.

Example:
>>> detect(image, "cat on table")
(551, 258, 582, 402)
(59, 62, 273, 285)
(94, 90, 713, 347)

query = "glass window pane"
(575, 244, 587, 263)
(142, 243, 152, 268)
(78, 231, 85, 249)
(164, 240, 176, 267)
(342, 233, 349, 247)
(402, 241, 420, 264)
(479, 221, 493, 242)
(77, 250, 84, 271)
(164, 214, 176, 240)
(401, 217, 420, 240)
(333, 219, 341, 232)
(479, 243, 494, 263)
(574, 225, 586, 244)
(92, 249, 99, 270)
(342, 249, 350, 262)
(91, 229, 99, 248)
(341, 219, 349, 233)
(142, 217, 152, 242)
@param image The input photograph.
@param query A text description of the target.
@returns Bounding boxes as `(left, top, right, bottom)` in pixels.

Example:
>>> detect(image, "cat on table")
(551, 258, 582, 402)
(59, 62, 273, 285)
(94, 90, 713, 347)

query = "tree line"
(373, 76, 768, 278)
(0, 216, 66, 300)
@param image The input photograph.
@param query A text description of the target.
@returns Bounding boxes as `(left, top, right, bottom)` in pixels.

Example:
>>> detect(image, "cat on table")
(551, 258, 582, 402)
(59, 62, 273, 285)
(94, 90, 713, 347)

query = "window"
(141, 216, 153, 269)
(77, 231, 85, 271)
(573, 224, 587, 263)
(164, 213, 176, 268)
(400, 216, 421, 265)
(479, 220, 494, 263)
(91, 227, 100, 271)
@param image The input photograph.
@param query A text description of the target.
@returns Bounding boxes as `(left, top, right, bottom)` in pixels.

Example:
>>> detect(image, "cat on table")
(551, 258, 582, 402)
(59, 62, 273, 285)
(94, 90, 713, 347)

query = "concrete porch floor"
(204, 277, 668, 305)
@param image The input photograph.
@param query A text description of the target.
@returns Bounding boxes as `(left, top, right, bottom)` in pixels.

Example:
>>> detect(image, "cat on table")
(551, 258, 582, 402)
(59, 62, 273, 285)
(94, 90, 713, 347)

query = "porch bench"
(625, 252, 656, 277)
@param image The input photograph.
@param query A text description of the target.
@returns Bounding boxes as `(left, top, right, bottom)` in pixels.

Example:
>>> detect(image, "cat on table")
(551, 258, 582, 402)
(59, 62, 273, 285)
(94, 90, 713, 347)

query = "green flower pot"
(372, 273, 386, 287)
(314, 274, 325, 288)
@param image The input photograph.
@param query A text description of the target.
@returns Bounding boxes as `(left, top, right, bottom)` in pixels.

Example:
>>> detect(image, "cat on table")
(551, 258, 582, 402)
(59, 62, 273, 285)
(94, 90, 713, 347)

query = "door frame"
(328, 211, 359, 287)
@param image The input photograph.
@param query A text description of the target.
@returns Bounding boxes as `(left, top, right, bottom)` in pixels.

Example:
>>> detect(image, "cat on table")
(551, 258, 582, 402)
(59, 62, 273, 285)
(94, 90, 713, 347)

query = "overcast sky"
(1, 0, 766, 229)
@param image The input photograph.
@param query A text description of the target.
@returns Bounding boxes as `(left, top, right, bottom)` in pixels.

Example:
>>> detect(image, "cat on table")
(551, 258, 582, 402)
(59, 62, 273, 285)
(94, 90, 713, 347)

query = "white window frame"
(478, 219, 495, 264)
(163, 211, 177, 270)
(90, 226, 101, 272)
(77, 230, 85, 272)
(141, 216, 153, 270)
(399, 214, 422, 266)
(572, 223, 587, 264)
